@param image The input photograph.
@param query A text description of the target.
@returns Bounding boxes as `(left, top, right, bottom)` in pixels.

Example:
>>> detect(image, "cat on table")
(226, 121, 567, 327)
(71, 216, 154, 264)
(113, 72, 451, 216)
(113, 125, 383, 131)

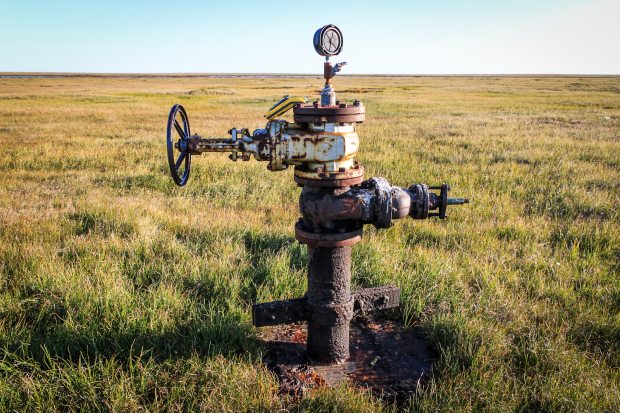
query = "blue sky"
(1, 0, 618, 74)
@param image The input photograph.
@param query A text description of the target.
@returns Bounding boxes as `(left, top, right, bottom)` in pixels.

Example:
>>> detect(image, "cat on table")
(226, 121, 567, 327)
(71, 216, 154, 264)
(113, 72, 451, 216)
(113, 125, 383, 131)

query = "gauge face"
(313, 24, 343, 57)
(322, 28, 341, 54)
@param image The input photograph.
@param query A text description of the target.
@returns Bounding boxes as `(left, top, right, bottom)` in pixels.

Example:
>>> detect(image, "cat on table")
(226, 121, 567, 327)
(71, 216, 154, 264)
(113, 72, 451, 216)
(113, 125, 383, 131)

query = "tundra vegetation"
(0, 75, 619, 412)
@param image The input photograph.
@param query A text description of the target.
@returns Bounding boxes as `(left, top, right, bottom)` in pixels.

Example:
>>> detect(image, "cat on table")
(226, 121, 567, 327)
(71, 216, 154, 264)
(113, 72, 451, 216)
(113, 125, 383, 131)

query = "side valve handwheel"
(166, 104, 191, 186)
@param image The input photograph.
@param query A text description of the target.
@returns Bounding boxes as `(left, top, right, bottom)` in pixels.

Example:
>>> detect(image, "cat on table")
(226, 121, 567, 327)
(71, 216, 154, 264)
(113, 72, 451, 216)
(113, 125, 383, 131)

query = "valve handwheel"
(166, 104, 192, 186)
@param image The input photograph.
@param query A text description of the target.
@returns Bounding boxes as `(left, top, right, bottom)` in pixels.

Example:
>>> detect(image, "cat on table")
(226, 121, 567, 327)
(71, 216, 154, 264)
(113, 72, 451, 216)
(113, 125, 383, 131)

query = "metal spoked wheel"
(166, 104, 191, 186)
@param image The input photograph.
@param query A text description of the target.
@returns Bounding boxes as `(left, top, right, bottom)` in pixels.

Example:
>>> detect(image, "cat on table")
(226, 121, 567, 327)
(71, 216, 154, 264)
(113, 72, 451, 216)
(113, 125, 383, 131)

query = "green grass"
(0, 75, 619, 412)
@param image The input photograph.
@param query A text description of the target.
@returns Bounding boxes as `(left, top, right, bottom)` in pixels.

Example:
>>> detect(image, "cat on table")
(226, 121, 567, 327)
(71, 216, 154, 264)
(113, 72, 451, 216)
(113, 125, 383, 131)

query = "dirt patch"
(259, 315, 434, 403)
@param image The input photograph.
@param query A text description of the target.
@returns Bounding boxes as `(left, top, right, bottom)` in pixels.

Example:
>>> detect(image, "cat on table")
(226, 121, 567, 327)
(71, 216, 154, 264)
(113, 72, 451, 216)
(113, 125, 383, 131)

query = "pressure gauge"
(313, 24, 343, 57)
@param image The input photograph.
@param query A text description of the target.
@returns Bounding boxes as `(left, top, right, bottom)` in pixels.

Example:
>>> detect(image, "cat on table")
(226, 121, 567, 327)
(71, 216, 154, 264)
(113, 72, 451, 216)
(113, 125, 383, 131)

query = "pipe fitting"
(298, 178, 469, 234)
(366, 177, 393, 228)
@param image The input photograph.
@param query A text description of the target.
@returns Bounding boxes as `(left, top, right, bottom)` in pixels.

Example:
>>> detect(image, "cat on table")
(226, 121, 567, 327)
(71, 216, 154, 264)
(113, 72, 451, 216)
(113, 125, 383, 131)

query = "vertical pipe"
(306, 245, 353, 363)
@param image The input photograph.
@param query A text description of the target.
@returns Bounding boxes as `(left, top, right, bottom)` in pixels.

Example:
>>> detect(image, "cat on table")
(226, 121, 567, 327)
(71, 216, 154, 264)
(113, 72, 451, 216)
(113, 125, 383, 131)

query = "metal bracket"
(252, 285, 400, 328)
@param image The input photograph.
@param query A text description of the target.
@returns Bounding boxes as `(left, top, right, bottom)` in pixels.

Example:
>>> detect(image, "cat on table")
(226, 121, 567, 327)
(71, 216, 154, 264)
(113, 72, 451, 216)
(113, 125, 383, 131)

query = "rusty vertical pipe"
(306, 245, 354, 363)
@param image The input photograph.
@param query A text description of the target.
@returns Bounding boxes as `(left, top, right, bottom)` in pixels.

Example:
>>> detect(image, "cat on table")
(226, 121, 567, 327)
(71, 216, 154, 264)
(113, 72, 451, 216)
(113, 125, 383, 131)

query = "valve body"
(166, 26, 467, 363)
(177, 97, 467, 363)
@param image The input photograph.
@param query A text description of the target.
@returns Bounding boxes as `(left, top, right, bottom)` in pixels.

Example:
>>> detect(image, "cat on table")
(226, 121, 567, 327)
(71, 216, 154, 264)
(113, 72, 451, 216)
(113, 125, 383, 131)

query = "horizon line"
(1, 72, 619, 78)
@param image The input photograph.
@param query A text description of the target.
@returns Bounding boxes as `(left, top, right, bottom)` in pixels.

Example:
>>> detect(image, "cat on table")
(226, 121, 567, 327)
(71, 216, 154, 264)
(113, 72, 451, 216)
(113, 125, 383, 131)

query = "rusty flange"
(295, 221, 362, 247)
(294, 164, 365, 188)
(294, 101, 365, 124)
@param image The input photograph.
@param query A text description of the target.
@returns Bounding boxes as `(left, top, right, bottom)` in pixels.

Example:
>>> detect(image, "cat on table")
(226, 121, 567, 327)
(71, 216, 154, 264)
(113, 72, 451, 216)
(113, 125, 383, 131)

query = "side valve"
(407, 183, 469, 220)
(297, 178, 469, 235)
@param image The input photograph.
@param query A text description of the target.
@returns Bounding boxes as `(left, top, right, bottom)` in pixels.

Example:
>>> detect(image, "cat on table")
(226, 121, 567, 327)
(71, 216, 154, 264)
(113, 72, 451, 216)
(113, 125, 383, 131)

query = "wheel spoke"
(175, 152, 187, 169)
(174, 120, 185, 138)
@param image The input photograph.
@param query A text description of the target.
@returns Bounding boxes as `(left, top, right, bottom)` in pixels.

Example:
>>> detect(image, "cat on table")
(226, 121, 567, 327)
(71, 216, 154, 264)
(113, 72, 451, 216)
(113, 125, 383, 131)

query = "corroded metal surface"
(294, 101, 365, 124)
(187, 121, 360, 174)
(306, 246, 353, 362)
(252, 286, 400, 328)
(299, 186, 370, 230)
(296, 177, 469, 235)
(293, 164, 365, 188)
(294, 221, 363, 247)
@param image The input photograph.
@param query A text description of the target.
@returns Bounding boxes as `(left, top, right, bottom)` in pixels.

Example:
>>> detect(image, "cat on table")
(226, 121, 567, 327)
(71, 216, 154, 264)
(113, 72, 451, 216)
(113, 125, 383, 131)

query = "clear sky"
(1, 0, 618, 74)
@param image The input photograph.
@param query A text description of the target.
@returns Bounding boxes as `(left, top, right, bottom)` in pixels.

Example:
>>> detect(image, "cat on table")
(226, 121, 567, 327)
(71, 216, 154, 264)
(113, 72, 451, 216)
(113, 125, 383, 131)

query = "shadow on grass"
(239, 230, 306, 303)
(569, 318, 620, 369)
(4, 230, 310, 369)
(8, 309, 256, 366)
(242, 230, 306, 270)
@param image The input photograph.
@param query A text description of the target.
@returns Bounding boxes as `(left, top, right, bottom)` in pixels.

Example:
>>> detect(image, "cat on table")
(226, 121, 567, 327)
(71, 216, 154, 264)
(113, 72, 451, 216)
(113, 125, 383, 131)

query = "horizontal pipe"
(448, 197, 469, 205)
(188, 137, 240, 153)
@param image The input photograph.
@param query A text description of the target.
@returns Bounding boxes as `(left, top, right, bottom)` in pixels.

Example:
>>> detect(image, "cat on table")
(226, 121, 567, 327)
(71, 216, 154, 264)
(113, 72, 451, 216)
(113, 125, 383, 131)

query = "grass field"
(0, 74, 619, 412)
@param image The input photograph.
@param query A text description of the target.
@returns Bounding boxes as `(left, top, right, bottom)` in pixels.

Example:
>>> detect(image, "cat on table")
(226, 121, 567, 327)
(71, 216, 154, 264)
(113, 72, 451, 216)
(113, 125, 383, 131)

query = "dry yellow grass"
(0, 74, 619, 411)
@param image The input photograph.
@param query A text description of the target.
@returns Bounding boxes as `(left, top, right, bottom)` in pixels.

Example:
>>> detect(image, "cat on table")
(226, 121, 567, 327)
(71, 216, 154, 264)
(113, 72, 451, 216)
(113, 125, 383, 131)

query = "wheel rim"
(166, 104, 191, 186)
